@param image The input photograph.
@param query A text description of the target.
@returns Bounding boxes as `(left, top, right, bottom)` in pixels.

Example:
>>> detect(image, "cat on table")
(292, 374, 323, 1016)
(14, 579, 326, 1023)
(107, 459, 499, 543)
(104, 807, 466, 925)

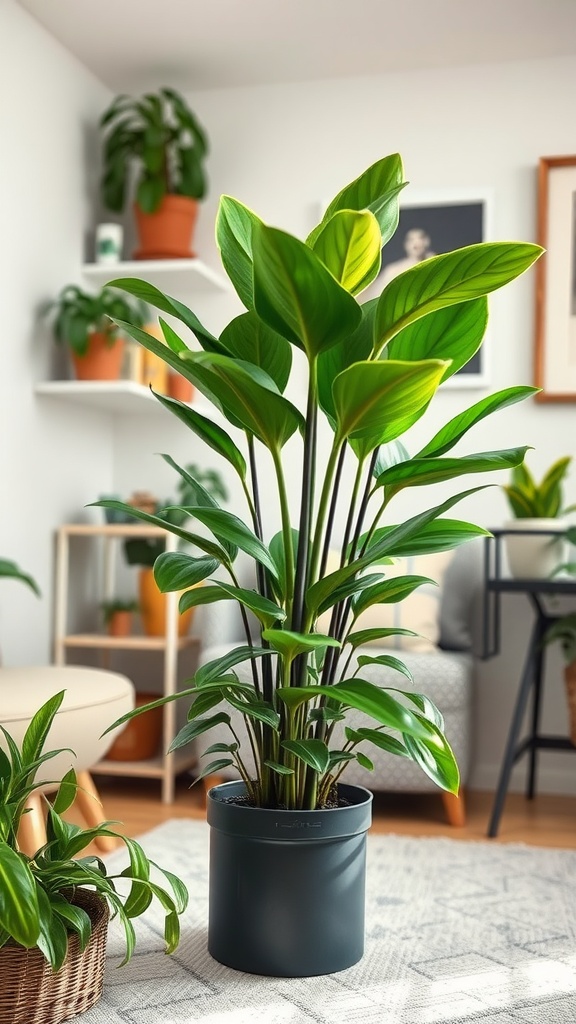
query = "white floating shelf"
(81, 257, 230, 294)
(34, 380, 219, 418)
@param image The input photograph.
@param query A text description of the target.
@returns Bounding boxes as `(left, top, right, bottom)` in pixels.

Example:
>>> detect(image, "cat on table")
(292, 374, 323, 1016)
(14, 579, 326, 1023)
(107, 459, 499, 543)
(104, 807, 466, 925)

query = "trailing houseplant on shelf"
(44, 284, 147, 381)
(95, 152, 542, 976)
(501, 455, 575, 578)
(100, 597, 139, 637)
(100, 86, 209, 260)
(0, 690, 187, 1024)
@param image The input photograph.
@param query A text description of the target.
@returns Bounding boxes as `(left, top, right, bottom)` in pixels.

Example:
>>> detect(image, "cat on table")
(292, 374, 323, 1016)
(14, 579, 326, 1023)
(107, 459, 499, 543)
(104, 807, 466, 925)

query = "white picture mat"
(541, 165, 576, 395)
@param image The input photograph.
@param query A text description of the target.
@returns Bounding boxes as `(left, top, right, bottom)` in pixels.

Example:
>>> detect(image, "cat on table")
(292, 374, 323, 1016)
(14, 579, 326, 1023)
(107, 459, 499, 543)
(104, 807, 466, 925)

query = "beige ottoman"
(0, 665, 134, 853)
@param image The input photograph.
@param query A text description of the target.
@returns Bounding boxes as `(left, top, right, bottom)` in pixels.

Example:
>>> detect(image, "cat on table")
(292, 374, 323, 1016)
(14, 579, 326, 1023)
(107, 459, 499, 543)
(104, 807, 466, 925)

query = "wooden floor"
(87, 774, 576, 850)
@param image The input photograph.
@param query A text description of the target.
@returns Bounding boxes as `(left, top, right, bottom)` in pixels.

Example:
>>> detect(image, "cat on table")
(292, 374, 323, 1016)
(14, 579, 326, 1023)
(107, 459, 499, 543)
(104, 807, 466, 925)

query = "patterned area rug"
(82, 819, 576, 1023)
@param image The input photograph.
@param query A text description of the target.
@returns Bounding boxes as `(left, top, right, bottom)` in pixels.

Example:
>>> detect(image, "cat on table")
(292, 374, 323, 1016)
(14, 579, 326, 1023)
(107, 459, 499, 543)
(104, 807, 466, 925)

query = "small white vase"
(503, 518, 566, 579)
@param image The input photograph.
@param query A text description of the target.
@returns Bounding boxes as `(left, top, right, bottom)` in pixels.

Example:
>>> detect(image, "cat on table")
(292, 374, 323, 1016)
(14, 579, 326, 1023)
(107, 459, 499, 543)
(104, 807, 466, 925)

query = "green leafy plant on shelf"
(44, 285, 147, 356)
(502, 455, 576, 519)
(0, 691, 187, 972)
(100, 597, 140, 626)
(95, 152, 542, 811)
(100, 87, 209, 214)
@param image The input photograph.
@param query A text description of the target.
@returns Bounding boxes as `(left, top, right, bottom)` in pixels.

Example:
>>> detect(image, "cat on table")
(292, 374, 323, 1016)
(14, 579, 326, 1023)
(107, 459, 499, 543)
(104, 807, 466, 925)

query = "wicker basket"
(565, 662, 576, 747)
(0, 888, 109, 1024)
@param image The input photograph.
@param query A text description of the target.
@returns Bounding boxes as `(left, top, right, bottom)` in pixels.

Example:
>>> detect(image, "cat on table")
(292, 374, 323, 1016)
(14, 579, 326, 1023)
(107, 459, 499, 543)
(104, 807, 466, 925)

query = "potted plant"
(543, 613, 576, 744)
(96, 152, 542, 976)
(501, 456, 575, 578)
(0, 690, 187, 1023)
(100, 597, 139, 637)
(100, 87, 209, 260)
(45, 285, 147, 380)
(123, 468, 228, 638)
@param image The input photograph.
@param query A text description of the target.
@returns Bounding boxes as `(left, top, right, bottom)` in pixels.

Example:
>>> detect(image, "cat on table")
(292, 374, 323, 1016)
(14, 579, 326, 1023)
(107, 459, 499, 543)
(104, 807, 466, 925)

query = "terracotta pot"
(106, 610, 133, 637)
(71, 332, 124, 381)
(167, 372, 195, 403)
(138, 567, 195, 638)
(133, 195, 199, 259)
(106, 692, 163, 762)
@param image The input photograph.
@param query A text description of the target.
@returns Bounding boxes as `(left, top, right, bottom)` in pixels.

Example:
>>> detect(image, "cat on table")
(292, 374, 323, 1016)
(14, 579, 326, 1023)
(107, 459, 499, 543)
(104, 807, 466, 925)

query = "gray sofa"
(192, 541, 483, 824)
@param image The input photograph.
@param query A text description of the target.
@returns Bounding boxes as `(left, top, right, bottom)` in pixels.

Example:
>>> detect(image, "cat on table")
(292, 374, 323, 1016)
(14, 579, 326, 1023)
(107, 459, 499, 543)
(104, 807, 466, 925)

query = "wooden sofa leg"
(17, 793, 47, 857)
(75, 770, 119, 851)
(442, 790, 466, 827)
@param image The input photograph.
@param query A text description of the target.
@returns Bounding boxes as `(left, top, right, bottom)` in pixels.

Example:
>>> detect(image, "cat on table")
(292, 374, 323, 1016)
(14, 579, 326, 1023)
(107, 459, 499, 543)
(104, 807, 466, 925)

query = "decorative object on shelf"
(100, 597, 139, 636)
(501, 456, 575, 578)
(43, 284, 147, 381)
(98, 152, 541, 976)
(0, 691, 187, 1023)
(106, 690, 164, 761)
(534, 154, 576, 402)
(543, 613, 576, 744)
(95, 221, 123, 264)
(99, 86, 209, 260)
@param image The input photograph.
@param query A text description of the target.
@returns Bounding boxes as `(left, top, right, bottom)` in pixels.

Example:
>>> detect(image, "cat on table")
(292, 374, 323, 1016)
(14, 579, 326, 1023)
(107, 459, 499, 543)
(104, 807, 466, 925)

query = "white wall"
(2, 1, 576, 796)
(0, 0, 114, 664)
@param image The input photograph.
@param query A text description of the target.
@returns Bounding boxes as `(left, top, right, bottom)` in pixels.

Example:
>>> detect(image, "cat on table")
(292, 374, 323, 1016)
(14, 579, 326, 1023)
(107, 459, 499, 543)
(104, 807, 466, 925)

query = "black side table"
(482, 530, 576, 838)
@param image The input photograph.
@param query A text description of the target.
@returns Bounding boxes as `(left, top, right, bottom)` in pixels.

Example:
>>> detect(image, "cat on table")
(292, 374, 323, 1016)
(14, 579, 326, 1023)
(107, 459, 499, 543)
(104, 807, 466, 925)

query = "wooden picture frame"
(534, 155, 576, 402)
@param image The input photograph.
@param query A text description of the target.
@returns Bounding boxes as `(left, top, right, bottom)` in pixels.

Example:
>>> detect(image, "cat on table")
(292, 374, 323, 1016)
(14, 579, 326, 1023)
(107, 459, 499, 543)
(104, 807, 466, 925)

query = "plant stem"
(271, 446, 295, 624)
(291, 360, 319, 634)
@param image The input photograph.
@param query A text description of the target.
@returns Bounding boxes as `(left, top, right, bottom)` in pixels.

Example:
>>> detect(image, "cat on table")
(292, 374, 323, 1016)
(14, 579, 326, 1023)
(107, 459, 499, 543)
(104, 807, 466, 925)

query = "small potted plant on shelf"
(44, 284, 147, 381)
(99, 86, 209, 260)
(0, 690, 187, 1024)
(96, 152, 542, 977)
(100, 597, 139, 637)
(501, 456, 576, 578)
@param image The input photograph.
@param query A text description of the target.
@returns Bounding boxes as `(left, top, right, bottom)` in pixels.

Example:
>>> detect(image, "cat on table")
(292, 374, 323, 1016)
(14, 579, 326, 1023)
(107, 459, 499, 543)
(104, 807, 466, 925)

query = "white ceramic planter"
(503, 519, 566, 579)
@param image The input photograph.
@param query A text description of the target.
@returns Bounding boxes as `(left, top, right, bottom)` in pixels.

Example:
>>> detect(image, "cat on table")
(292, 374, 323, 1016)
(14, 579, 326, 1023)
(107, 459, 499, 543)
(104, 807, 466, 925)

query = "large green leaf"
(195, 645, 273, 688)
(107, 279, 224, 353)
(151, 396, 247, 480)
(386, 297, 488, 380)
(0, 559, 40, 595)
(21, 690, 64, 770)
(361, 517, 490, 561)
(374, 242, 543, 353)
(307, 154, 406, 246)
(375, 447, 530, 494)
(333, 359, 448, 442)
(282, 739, 330, 773)
(192, 353, 304, 450)
(252, 223, 362, 359)
(317, 299, 377, 424)
(0, 844, 40, 946)
(262, 629, 340, 659)
(220, 311, 292, 392)
(355, 654, 414, 683)
(404, 722, 460, 793)
(352, 576, 436, 616)
(153, 552, 221, 592)
(210, 581, 286, 628)
(311, 210, 382, 295)
(181, 507, 279, 580)
(169, 713, 231, 753)
(416, 386, 539, 458)
(216, 195, 263, 308)
(92, 500, 229, 562)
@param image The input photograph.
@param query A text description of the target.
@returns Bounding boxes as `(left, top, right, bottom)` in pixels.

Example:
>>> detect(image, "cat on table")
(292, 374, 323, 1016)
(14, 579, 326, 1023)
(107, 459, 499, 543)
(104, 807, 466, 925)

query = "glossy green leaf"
(52, 768, 78, 815)
(356, 751, 374, 771)
(316, 573, 384, 616)
(374, 242, 543, 353)
(356, 653, 414, 683)
(362, 517, 490, 561)
(203, 742, 238, 755)
(282, 739, 330, 773)
(216, 195, 263, 308)
(36, 885, 69, 971)
(404, 722, 460, 793)
(21, 691, 64, 770)
(220, 310, 292, 392)
(194, 759, 234, 781)
(0, 844, 40, 946)
(375, 447, 530, 494)
(224, 692, 280, 729)
(154, 552, 221, 592)
(195, 645, 273, 688)
(311, 210, 382, 295)
(263, 760, 294, 776)
(0, 559, 40, 595)
(149, 394, 247, 480)
(317, 299, 376, 424)
(416, 386, 539, 458)
(262, 629, 340, 659)
(107, 279, 224, 353)
(169, 713, 232, 752)
(50, 894, 91, 950)
(192, 352, 304, 449)
(352, 727, 410, 759)
(178, 585, 229, 613)
(333, 359, 448, 442)
(182, 507, 279, 580)
(386, 298, 488, 380)
(346, 627, 420, 649)
(352, 575, 436, 615)
(210, 581, 286, 628)
(307, 154, 406, 246)
(252, 222, 362, 359)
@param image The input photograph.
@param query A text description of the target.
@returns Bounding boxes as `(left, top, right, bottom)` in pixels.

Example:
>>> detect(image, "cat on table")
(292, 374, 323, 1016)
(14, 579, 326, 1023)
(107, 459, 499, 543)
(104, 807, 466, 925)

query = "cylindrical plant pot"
(106, 692, 163, 761)
(167, 372, 195, 403)
(106, 610, 133, 637)
(565, 662, 576, 746)
(70, 331, 124, 381)
(133, 195, 199, 260)
(0, 888, 108, 1024)
(503, 519, 566, 579)
(138, 567, 194, 638)
(206, 781, 373, 977)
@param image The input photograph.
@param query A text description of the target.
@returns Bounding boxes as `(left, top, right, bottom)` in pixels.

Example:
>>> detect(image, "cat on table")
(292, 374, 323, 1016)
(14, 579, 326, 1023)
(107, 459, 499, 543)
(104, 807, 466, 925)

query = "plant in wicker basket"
(0, 691, 187, 1024)
(543, 613, 576, 746)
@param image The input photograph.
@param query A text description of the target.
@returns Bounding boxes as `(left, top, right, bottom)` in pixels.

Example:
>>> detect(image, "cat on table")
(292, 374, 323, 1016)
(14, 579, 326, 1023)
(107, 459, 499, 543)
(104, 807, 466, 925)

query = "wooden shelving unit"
(54, 522, 200, 803)
(81, 256, 230, 293)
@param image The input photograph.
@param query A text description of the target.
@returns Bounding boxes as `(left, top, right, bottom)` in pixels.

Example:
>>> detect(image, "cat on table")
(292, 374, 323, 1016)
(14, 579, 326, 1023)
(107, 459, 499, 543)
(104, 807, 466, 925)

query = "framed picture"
(534, 155, 576, 402)
(359, 187, 493, 388)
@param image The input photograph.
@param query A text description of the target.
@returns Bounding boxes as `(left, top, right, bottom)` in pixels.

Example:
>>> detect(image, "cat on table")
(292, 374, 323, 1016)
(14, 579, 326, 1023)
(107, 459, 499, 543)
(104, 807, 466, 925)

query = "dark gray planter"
(206, 780, 373, 977)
